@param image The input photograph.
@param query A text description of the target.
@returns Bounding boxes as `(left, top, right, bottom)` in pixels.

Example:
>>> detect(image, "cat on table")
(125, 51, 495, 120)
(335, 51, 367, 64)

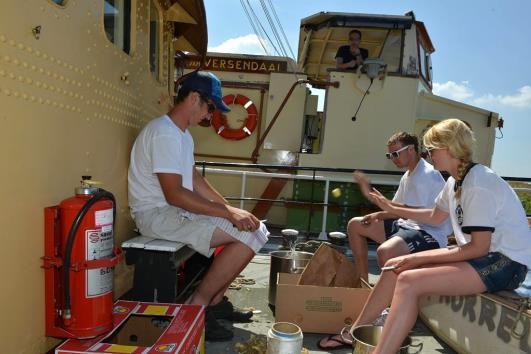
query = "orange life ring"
(211, 94, 258, 140)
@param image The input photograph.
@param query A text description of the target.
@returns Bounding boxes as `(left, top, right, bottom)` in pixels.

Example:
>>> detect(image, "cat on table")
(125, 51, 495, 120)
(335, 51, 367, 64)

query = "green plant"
(509, 182, 531, 215)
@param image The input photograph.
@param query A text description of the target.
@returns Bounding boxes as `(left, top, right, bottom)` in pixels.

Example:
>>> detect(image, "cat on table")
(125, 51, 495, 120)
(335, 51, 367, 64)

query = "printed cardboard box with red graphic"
(55, 300, 205, 354)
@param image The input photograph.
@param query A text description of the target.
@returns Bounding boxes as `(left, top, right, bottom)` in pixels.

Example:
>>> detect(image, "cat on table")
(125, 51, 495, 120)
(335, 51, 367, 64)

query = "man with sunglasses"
(335, 29, 369, 71)
(128, 71, 269, 342)
(350, 132, 453, 281)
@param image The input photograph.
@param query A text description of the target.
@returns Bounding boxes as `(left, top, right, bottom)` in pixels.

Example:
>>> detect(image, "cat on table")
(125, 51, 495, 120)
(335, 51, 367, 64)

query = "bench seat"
(122, 235, 197, 303)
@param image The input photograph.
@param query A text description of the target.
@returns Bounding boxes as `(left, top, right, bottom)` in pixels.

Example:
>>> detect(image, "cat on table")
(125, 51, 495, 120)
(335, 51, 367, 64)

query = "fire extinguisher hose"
(62, 189, 116, 320)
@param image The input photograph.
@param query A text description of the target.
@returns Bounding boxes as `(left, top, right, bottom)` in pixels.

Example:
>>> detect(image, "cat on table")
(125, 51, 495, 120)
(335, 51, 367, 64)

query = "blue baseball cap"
(179, 71, 230, 113)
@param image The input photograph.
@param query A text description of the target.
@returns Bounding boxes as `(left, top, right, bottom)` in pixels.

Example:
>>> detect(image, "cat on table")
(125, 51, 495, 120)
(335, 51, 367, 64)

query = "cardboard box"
(56, 300, 205, 354)
(275, 273, 371, 334)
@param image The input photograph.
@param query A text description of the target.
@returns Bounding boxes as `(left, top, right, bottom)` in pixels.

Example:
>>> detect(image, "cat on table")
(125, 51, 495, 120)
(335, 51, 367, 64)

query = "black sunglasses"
(197, 92, 216, 113)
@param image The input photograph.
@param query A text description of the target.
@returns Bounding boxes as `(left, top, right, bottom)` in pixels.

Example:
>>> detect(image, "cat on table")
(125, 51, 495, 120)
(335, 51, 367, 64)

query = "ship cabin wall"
(415, 92, 497, 167)
(298, 70, 420, 171)
(0, 0, 201, 352)
(298, 69, 496, 171)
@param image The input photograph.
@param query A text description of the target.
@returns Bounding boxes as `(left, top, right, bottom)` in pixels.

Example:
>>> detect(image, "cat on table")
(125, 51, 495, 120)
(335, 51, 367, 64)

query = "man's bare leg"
(347, 217, 387, 280)
(209, 252, 252, 305)
(376, 236, 410, 267)
(189, 229, 254, 306)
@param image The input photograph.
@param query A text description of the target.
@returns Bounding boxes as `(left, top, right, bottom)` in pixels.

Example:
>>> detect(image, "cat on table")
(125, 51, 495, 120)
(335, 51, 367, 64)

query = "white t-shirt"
(128, 115, 195, 213)
(435, 164, 531, 268)
(392, 158, 452, 247)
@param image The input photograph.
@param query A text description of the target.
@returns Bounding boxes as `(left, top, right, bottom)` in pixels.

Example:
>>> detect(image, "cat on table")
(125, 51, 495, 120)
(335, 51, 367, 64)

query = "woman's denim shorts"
(467, 252, 528, 292)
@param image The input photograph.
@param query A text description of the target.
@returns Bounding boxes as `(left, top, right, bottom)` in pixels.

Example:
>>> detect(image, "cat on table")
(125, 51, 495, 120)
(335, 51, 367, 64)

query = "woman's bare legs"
(353, 269, 398, 327)
(372, 262, 486, 354)
(318, 265, 398, 348)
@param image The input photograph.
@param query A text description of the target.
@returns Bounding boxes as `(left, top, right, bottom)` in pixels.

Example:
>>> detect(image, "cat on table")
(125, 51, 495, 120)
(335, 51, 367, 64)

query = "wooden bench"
(122, 235, 196, 303)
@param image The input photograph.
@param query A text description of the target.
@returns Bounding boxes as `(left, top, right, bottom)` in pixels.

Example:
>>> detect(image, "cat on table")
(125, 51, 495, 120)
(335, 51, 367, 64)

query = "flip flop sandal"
(316, 334, 351, 350)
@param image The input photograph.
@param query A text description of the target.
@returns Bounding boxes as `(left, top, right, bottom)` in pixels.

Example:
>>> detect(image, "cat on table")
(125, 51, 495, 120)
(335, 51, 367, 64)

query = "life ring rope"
(211, 94, 258, 141)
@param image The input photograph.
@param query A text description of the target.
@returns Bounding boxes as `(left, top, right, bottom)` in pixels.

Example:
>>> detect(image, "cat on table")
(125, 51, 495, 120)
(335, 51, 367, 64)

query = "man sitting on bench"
(128, 71, 269, 342)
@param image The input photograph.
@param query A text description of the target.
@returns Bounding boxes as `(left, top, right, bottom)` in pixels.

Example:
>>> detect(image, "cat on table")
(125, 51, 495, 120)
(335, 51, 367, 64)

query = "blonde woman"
(352, 119, 530, 353)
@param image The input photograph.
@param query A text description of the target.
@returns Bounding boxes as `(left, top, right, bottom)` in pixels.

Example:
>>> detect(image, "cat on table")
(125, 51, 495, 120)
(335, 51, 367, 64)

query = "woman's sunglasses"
(425, 147, 442, 158)
(385, 145, 410, 159)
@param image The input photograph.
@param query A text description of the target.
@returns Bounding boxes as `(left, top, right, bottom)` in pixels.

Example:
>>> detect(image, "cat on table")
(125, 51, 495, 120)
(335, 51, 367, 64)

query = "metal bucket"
(268, 251, 313, 305)
(340, 325, 419, 354)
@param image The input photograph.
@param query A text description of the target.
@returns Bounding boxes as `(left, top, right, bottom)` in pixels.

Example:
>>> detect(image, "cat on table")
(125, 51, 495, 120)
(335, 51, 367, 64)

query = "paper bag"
(297, 243, 360, 288)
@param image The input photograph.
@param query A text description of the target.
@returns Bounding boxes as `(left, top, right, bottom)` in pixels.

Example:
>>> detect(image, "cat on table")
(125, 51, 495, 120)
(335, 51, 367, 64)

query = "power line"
(259, 0, 288, 58)
(239, 0, 300, 79)
(266, 0, 296, 60)
(260, 0, 300, 78)
(245, 0, 281, 55)
(239, 0, 270, 55)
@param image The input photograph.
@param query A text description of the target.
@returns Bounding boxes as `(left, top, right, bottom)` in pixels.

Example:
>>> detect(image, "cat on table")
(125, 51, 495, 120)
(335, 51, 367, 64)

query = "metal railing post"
(307, 169, 317, 237)
(240, 172, 247, 209)
(319, 179, 330, 240)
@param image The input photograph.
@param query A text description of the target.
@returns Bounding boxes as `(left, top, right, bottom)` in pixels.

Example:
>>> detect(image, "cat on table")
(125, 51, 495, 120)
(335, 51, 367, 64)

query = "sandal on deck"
(317, 334, 351, 350)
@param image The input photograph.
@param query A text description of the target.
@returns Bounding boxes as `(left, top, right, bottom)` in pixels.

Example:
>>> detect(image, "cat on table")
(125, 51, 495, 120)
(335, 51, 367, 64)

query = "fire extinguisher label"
(95, 208, 113, 226)
(85, 225, 114, 297)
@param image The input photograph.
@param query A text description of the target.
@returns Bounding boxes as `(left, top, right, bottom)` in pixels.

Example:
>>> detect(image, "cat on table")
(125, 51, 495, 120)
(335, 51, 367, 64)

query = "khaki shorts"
(133, 205, 269, 257)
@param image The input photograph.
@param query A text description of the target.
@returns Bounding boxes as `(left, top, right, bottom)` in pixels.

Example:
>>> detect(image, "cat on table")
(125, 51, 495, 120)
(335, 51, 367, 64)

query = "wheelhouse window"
(419, 42, 432, 85)
(379, 29, 402, 73)
(149, 0, 161, 80)
(301, 87, 325, 154)
(416, 22, 434, 86)
(427, 51, 433, 83)
(104, 0, 131, 54)
(356, 28, 403, 73)
(419, 44, 426, 78)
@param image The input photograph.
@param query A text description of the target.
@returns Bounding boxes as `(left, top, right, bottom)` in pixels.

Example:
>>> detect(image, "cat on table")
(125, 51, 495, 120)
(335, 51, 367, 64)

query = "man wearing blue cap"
(128, 71, 269, 341)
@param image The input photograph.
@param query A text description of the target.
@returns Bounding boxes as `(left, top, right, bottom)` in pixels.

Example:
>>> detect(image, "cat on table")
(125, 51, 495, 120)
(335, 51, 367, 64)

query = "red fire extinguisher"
(43, 176, 123, 338)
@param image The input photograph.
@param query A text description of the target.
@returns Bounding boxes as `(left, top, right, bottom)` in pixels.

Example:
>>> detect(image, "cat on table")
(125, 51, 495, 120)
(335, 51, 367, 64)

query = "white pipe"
(240, 172, 247, 209)
(196, 166, 401, 233)
(319, 179, 330, 240)
(197, 167, 400, 186)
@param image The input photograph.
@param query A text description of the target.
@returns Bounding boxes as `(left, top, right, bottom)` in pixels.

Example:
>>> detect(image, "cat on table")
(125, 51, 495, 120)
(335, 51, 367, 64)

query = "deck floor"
(206, 236, 456, 353)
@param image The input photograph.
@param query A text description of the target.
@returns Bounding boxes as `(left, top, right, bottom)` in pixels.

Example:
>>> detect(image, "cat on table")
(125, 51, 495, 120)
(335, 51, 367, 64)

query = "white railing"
(198, 167, 400, 239)
(198, 165, 531, 238)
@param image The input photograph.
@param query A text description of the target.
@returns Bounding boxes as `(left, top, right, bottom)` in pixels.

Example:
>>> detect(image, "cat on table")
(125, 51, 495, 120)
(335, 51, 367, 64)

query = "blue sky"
(204, 0, 531, 178)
